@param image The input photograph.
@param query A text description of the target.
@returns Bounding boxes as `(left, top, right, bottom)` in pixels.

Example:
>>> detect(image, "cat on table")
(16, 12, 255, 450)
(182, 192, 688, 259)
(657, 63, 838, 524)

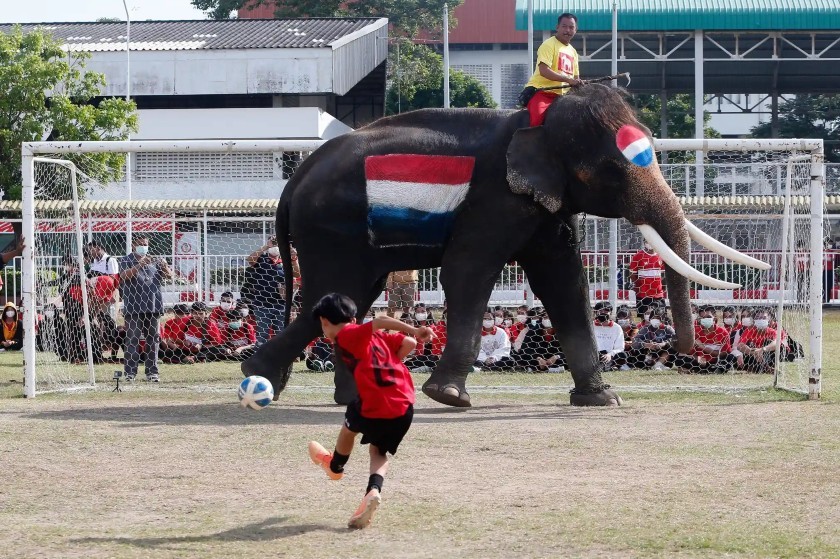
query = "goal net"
(20, 139, 823, 400)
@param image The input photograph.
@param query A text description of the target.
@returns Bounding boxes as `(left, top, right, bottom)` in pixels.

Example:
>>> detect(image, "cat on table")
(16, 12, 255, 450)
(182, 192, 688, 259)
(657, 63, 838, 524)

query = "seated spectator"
(690, 302, 699, 325)
(767, 308, 802, 362)
(728, 306, 753, 363)
(223, 310, 257, 360)
(512, 310, 563, 372)
(181, 302, 225, 363)
(502, 310, 514, 330)
(159, 304, 193, 363)
(721, 306, 738, 332)
(631, 306, 676, 370)
(509, 307, 528, 343)
(535, 314, 565, 372)
(36, 304, 61, 353)
(675, 305, 733, 374)
(475, 310, 514, 371)
(405, 306, 440, 373)
(613, 307, 640, 370)
(305, 337, 335, 371)
(209, 292, 236, 331)
(735, 308, 778, 374)
(592, 301, 624, 371)
(492, 307, 505, 328)
(236, 300, 256, 330)
(1, 302, 23, 351)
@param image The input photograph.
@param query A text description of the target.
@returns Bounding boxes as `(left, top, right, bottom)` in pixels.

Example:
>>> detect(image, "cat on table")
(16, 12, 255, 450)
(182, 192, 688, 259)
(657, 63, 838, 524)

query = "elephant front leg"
(518, 242, 622, 407)
(421, 266, 499, 408)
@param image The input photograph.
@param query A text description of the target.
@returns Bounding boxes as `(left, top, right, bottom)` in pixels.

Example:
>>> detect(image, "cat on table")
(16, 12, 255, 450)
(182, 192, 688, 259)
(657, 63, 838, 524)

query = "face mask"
(755, 319, 769, 329)
(135, 245, 149, 257)
(45, 310, 55, 319)
(530, 319, 539, 327)
(503, 319, 512, 327)
(542, 319, 552, 328)
(229, 321, 242, 330)
(700, 317, 714, 328)
(643, 314, 651, 322)
(494, 317, 503, 326)
(723, 317, 735, 326)
(415, 313, 428, 322)
(517, 314, 527, 324)
(220, 302, 232, 311)
(482, 320, 494, 329)
(691, 313, 698, 322)
(649, 319, 661, 328)
(5, 310, 16, 318)
(362, 317, 373, 324)
(596, 314, 609, 322)
(239, 309, 249, 317)
(644, 244, 653, 252)
(267, 247, 280, 258)
(741, 317, 753, 327)
(618, 319, 629, 327)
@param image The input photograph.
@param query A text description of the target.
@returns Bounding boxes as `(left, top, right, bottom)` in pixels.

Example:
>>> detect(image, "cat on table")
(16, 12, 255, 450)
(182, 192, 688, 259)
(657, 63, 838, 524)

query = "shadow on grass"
(71, 516, 345, 550)
(24, 401, 609, 427)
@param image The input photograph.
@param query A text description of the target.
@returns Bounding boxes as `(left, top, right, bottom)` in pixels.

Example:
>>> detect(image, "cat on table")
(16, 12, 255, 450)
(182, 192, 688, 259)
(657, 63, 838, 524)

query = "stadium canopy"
(513, 0, 840, 94)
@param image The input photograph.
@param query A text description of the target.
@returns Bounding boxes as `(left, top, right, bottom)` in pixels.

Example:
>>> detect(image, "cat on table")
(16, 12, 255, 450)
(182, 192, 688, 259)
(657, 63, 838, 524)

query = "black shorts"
(344, 400, 414, 456)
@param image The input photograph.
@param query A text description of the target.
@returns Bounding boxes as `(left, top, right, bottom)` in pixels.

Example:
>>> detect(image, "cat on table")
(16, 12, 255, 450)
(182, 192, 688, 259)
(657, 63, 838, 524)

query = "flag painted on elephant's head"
(616, 125, 654, 167)
(365, 154, 476, 247)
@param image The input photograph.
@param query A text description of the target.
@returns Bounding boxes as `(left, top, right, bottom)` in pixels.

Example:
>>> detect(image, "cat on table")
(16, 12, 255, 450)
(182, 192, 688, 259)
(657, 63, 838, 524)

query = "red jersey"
(161, 315, 189, 342)
(509, 321, 526, 342)
(335, 322, 415, 419)
(629, 249, 665, 298)
(183, 320, 224, 347)
(209, 307, 233, 330)
(691, 324, 731, 361)
(226, 323, 256, 347)
(738, 326, 778, 350)
(429, 322, 447, 356)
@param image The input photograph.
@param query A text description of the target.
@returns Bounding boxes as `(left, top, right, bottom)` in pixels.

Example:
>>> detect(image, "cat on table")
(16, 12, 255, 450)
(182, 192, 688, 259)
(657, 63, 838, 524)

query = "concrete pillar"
(694, 29, 705, 197)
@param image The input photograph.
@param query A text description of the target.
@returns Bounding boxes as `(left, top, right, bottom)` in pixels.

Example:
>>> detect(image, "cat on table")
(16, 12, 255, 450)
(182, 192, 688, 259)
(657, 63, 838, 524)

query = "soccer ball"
(238, 376, 274, 410)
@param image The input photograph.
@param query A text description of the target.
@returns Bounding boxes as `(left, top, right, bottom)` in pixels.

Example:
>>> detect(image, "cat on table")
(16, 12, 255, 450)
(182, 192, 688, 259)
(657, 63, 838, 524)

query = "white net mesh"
(23, 141, 823, 397)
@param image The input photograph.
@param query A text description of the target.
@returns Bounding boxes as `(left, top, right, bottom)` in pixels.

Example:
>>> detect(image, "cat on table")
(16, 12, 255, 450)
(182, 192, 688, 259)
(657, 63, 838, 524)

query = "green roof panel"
(514, 0, 840, 31)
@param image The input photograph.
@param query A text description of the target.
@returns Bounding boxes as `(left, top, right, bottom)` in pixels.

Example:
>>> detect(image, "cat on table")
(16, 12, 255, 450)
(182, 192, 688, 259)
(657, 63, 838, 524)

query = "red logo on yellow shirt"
(559, 52, 574, 75)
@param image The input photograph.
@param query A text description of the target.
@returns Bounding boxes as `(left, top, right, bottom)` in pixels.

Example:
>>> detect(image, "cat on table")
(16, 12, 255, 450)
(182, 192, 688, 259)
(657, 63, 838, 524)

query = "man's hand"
(644, 342, 659, 350)
(600, 353, 612, 363)
(737, 355, 745, 368)
(485, 356, 496, 365)
(568, 77, 583, 87)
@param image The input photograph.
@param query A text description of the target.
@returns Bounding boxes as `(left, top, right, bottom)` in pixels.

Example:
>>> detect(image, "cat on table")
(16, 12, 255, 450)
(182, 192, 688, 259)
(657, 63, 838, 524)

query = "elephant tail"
(277, 197, 293, 329)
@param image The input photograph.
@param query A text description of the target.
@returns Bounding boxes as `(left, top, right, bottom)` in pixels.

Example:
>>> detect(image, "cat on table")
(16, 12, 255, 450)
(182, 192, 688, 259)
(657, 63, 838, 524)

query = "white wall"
(86, 48, 334, 96)
(134, 107, 352, 140)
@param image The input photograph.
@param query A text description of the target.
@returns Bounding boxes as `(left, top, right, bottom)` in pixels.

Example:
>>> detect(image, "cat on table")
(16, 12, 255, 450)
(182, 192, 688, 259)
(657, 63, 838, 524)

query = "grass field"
(0, 313, 838, 558)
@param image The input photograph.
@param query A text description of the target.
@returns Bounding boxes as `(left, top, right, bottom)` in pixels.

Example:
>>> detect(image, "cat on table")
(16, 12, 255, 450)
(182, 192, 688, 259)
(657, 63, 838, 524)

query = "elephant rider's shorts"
(527, 90, 561, 127)
(344, 399, 414, 456)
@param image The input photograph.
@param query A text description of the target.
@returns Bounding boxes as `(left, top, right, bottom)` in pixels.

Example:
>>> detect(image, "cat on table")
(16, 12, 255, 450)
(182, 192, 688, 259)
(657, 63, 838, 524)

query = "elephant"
(241, 83, 768, 408)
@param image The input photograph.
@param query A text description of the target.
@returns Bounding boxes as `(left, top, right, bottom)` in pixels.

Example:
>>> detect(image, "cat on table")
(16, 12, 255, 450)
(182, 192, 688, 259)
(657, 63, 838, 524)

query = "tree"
(0, 27, 137, 200)
(191, 0, 464, 36)
(750, 95, 840, 162)
(384, 40, 495, 114)
(634, 93, 720, 140)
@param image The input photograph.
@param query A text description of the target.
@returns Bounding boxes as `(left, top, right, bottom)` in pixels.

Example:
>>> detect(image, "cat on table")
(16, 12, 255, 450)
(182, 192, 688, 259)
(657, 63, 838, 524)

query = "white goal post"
(20, 138, 824, 399)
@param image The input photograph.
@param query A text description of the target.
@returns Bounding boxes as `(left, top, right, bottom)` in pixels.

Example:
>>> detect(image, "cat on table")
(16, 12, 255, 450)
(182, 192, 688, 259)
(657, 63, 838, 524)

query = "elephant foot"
(569, 385, 623, 407)
(421, 377, 472, 408)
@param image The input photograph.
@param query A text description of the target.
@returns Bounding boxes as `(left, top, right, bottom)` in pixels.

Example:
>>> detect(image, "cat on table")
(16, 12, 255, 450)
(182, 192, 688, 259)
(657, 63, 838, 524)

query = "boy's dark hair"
(616, 309, 630, 319)
(594, 301, 612, 312)
(173, 303, 191, 315)
(312, 293, 357, 325)
(558, 12, 578, 24)
(723, 305, 736, 314)
(191, 301, 208, 313)
(226, 310, 241, 320)
(221, 291, 234, 299)
(699, 305, 715, 314)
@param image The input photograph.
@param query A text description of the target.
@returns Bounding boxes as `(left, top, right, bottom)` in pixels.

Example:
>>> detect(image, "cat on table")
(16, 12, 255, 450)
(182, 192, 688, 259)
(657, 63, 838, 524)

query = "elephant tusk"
(684, 220, 771, 271)
(637, 224, 741, 290)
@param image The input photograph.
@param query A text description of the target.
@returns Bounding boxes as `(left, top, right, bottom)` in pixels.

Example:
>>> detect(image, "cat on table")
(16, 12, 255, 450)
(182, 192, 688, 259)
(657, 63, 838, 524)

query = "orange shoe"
(347, 489, 381, 529)
(308, 441, 343, 480)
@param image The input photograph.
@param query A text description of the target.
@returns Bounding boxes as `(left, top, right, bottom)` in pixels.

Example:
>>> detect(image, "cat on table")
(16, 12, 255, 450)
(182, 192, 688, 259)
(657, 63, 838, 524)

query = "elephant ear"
(506, 127, 566, 213)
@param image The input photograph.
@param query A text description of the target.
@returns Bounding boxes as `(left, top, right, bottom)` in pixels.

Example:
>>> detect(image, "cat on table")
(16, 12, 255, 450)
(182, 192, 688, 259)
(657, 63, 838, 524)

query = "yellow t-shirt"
(525, 36, 579, 96)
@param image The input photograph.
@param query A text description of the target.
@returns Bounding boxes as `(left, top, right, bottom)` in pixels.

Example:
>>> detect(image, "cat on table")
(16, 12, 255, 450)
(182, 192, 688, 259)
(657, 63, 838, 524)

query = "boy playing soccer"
(308, 293, 433, 529)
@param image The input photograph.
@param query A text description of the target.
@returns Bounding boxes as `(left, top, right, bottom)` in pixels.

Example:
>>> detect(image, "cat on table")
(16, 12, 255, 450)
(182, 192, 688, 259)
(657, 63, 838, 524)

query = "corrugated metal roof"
(0, 18, 385, 51)
(515, 0, 840, 31)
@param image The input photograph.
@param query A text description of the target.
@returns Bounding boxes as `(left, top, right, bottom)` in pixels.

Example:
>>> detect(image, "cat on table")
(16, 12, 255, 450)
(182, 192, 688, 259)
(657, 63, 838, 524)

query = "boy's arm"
(372, 316, 434, 342)
(396, 336, 417, 361)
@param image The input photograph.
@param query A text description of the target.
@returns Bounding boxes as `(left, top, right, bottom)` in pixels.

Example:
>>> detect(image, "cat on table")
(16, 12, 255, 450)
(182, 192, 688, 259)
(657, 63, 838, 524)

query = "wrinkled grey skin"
(242, 84, 694, 408)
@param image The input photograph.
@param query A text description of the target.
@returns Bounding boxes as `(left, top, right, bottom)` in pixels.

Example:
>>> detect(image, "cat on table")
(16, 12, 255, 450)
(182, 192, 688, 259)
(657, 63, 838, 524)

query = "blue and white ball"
(238, 376, 274, 410)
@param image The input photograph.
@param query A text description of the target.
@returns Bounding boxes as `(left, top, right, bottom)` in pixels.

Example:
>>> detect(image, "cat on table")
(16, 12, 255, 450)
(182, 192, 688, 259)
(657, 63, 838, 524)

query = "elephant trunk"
(641, 193, 695, 354)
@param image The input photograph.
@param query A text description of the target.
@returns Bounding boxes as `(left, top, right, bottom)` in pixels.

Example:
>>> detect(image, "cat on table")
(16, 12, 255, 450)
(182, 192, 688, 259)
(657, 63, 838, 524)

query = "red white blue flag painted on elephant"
(616, 125, 654, 167)
(365, 154, 476, 247)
